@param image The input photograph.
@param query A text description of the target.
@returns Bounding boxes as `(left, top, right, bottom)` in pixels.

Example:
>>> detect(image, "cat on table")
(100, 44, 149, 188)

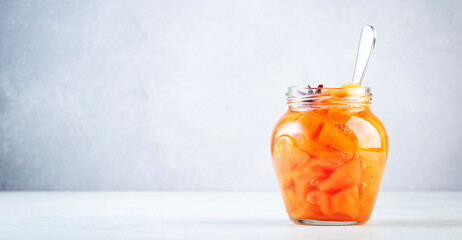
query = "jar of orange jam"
(271, 83, 388, 225)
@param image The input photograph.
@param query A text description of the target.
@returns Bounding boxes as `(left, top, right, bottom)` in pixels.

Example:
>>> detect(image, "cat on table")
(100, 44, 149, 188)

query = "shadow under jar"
(271, 86, 388, 225)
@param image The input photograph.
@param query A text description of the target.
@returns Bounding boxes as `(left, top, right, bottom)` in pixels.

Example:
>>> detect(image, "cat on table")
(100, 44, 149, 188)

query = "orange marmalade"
(271, 83, 388, 225)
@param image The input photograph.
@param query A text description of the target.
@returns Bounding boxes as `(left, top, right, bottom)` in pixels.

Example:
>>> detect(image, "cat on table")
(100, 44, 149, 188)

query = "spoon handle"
(352, 25, 377, 84)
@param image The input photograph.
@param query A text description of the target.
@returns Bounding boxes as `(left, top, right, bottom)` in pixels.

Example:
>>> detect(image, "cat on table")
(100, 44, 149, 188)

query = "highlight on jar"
(270, 26, 388, 226)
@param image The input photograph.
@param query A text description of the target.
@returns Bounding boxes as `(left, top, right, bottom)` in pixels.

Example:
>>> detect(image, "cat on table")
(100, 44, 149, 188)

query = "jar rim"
(286, 85, 372, 108)
(287, 85, 371, 92)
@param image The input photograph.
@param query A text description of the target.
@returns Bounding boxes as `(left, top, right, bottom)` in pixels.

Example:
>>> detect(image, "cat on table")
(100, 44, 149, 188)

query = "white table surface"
(0, 191, 461, 239)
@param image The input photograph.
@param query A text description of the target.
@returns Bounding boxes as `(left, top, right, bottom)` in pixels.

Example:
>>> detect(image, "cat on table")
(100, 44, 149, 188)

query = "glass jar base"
(293, 219, 362, 226)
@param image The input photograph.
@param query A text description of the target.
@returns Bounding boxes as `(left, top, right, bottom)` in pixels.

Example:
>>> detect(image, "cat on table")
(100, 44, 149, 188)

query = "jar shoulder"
(271, 108, 388, 153)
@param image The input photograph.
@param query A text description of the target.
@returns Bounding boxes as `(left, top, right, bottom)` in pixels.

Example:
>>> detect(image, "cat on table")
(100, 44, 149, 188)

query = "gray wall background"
(0, 0, 461, 190)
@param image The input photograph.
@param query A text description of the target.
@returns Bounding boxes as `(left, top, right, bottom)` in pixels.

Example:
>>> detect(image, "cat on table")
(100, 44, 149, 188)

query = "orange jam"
(271, 83, 388, 225)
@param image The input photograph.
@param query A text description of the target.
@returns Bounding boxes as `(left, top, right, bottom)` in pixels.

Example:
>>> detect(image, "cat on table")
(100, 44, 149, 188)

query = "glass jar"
(271, 85, 388, 225)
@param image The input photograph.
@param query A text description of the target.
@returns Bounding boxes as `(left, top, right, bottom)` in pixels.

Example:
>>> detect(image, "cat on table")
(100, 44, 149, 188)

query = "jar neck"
(286, 86, 372, 110)
(288, 104, 371, 112)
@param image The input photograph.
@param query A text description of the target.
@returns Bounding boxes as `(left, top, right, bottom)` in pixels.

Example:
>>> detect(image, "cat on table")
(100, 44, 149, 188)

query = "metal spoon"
(351, 25, 377, 85)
